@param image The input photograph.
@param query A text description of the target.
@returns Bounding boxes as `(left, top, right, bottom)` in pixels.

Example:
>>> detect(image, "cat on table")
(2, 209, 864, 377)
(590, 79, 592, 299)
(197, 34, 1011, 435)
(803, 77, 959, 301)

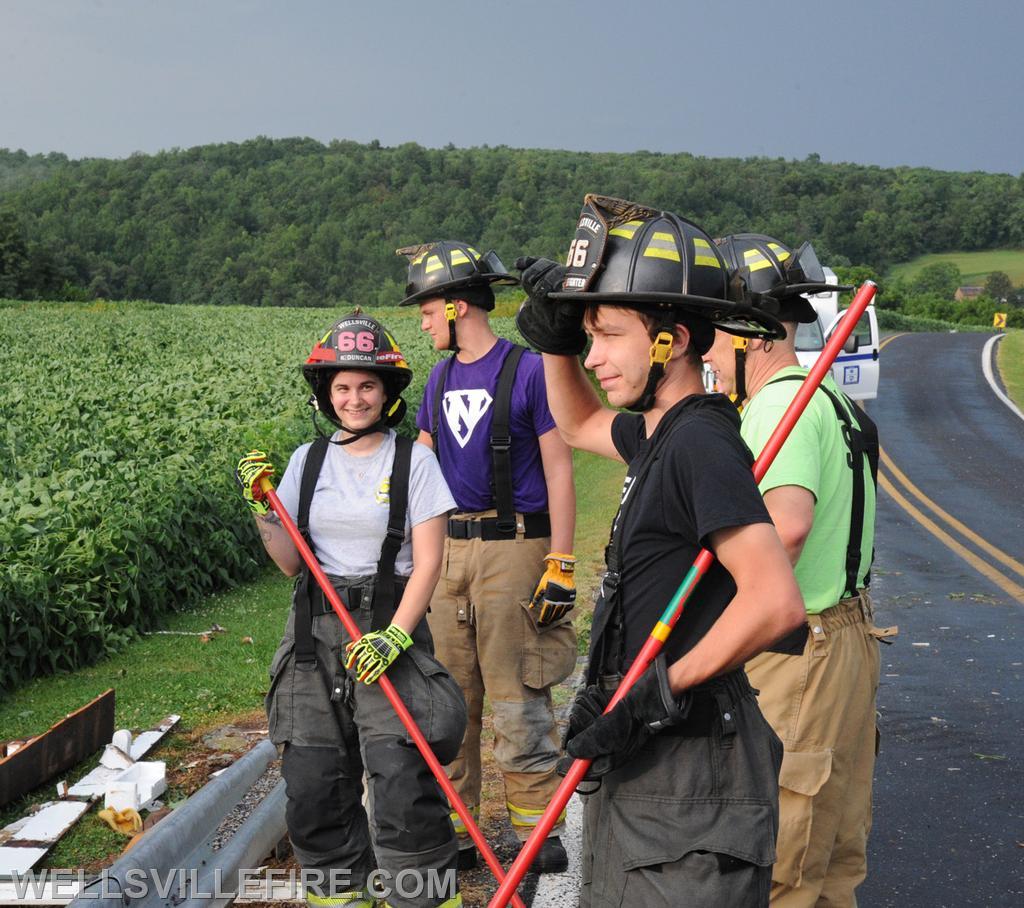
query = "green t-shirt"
(740, 366, 876, 614)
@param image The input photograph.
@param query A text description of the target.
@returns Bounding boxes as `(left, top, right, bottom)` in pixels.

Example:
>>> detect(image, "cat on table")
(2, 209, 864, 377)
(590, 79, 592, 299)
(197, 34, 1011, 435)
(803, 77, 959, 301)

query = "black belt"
(447, 512, 551, 541)
(310, 580, 407, 616)
(662, 669, 752, 739)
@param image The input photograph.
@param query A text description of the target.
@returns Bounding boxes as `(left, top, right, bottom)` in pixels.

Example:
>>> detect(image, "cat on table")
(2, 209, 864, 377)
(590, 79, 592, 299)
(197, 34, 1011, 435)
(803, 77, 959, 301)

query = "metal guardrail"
(71, 740, 285, 908)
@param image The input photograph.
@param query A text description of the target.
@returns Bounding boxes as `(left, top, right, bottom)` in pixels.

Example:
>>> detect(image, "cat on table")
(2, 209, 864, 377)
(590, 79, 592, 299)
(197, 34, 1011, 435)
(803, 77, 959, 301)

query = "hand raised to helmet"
(514, 256, 587, 356)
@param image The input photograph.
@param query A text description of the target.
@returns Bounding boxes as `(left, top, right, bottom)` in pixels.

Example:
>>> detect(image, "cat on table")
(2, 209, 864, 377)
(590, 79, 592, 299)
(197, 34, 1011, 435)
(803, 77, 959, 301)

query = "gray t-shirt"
(276, 430, 455, 577)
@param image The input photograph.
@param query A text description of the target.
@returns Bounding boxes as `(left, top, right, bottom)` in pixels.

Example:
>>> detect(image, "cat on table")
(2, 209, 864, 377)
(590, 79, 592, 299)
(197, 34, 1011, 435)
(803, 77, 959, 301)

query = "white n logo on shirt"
(442, 389, 493, 448)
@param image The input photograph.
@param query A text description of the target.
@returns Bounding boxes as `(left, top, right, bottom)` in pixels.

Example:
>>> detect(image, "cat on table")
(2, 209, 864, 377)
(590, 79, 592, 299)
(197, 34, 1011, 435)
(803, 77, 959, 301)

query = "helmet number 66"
(566, 238, 590, 269)
(336, 330, 376, 353)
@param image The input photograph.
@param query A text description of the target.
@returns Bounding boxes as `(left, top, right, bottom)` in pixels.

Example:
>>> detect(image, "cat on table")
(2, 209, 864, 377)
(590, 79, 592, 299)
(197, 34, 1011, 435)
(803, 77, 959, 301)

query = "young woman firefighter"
(515, 195, 807, 906)
(235, 312, 467, 908)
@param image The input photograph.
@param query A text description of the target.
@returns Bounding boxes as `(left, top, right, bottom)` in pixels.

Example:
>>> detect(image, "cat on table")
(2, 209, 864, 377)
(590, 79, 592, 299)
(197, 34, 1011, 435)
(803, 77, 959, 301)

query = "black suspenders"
(430, 343, 527, 531)
(766, 375, 879, 597)
(588, 412, 684, 683)
(292, 433, 413, 668)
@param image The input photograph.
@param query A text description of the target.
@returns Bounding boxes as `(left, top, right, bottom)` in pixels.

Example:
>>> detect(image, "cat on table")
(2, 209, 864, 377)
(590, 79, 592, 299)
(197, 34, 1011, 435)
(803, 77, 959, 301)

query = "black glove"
(559, 655, 690, 780)
(514, 256, 587, 356)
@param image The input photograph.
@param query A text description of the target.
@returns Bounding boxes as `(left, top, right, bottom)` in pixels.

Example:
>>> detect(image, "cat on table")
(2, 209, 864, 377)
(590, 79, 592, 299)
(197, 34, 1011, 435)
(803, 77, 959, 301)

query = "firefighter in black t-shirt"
(515, 195, 806, 906)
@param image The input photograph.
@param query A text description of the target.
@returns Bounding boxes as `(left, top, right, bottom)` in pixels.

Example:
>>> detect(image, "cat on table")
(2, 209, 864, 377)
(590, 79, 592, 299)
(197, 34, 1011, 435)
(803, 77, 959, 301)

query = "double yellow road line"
(875, 334, 1024, 604)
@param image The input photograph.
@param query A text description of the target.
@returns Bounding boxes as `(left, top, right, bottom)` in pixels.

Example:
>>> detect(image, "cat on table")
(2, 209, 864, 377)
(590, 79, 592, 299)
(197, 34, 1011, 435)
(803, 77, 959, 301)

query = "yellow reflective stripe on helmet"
(643, 231, 681, 262)
(467, 246, 480, 259)
(743, 248, 773, 272)
(425, 255, 445, 273)
(411, 251, 427, 266)
(608, 219, 643, 239)
(449, 250, 471, 267)
(305, 891, 374, 907)
(507, 802, 567, 827)
(693, 237, 722, 268)
(767, 242, 790, 262)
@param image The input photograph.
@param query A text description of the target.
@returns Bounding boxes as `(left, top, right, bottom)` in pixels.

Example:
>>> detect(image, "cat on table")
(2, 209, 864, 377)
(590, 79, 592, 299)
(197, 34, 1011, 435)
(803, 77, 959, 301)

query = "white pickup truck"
(794, 267, 880, 400)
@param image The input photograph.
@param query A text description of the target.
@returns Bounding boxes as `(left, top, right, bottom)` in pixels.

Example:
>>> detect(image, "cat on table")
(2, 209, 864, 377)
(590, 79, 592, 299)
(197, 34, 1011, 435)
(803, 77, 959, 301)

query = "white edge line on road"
(981, 333, 1024, 423)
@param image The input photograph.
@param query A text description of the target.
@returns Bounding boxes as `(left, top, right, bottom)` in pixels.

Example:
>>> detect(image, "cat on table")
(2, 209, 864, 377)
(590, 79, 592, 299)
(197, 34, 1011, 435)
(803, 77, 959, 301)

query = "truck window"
(795, 319, 825, 352)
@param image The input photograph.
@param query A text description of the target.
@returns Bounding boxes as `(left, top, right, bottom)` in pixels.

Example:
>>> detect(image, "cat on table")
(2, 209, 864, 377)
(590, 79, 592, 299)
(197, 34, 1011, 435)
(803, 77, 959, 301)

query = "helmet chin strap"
(730, 336, 748, 411)
(626, 314, 677, 413)
(445, 300, 459, 354)
(311, 409, 387, 445)
(309, 393, 401, 446)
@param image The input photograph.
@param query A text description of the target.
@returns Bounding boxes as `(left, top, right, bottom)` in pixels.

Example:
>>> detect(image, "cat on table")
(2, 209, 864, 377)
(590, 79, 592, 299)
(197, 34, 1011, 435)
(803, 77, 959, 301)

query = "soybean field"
(0, 300, 509, 691)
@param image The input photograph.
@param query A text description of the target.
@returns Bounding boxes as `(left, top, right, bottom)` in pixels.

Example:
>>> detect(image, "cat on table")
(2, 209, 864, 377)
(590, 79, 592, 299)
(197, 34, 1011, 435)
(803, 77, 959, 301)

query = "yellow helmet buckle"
(649, 330, 674, 366)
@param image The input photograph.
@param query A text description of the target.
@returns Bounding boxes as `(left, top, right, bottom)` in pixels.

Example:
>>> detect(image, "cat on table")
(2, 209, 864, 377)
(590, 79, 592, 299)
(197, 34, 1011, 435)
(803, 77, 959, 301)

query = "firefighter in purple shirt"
(397, 241, 577, 874)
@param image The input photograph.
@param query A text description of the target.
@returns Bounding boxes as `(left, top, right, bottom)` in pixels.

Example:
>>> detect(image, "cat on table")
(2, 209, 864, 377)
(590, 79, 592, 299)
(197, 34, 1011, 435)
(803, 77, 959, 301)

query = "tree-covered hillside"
(2, 139, 1023, 307)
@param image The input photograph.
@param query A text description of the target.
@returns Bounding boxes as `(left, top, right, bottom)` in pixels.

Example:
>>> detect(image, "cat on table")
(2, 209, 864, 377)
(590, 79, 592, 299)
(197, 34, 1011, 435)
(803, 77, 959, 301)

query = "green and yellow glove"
(345, 623, 413, 684)
(235, 450, 275, 516)
(530, 552, 577, 626)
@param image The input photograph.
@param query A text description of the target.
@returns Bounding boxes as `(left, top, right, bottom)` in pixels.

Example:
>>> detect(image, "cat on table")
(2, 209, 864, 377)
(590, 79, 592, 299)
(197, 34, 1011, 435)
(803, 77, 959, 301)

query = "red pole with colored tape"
(256, 479, 527, 908)
(489, 281, 878, 907)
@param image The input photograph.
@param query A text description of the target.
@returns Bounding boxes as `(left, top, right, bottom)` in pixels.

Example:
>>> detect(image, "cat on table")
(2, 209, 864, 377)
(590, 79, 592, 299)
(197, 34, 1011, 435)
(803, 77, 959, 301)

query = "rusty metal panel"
(0, 690, 114, 808)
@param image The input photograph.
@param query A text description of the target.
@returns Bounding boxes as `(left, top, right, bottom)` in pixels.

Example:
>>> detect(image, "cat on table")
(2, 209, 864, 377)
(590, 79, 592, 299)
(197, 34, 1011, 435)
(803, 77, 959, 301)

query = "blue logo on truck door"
(843, 365, 860, 385)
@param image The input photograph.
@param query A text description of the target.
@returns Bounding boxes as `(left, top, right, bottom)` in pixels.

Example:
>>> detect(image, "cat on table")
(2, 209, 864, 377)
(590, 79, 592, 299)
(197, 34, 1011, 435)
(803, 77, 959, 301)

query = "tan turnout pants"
(427, 513, 577, 842)
(745, 591, 895, 907)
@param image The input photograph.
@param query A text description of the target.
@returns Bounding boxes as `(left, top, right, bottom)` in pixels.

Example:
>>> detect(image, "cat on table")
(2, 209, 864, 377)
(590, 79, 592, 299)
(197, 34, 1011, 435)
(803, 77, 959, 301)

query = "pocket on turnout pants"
(774, 745, 834, 888)
(603, 796, 777, 906)
(519, 599, 578, 690)
(399, 645, 468, 765)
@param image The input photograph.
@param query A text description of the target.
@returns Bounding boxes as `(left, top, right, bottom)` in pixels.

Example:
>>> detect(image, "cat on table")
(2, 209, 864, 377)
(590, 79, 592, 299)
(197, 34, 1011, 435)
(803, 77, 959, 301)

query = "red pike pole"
(490, 281, 878, 906)
(256, 478, 527, 908)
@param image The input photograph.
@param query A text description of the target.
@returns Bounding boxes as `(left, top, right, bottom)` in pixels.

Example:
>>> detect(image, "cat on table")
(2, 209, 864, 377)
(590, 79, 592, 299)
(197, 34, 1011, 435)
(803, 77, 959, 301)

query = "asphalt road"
(859, 332, 1023, 906)
(530, 331, 1023, 908)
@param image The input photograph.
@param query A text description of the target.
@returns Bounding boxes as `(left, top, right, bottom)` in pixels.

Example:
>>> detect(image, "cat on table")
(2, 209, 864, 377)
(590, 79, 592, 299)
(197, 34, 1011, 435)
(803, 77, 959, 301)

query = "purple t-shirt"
(416, 339, 556, 513)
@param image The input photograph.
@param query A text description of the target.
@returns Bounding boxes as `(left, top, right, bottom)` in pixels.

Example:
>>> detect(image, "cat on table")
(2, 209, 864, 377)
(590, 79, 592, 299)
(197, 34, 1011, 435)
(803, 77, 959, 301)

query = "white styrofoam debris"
(67, 715, 179, 799)
(99, 744, 133, 770)
(0, 845, 49, 878)
(104, 762, 167, 813)
(111, 730, 132, 754)
(10, 802, 90, 844)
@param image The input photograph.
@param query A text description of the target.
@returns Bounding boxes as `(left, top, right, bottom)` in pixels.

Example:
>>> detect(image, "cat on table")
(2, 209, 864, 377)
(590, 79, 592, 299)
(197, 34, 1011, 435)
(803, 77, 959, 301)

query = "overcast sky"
(2, 0, 1022, 174)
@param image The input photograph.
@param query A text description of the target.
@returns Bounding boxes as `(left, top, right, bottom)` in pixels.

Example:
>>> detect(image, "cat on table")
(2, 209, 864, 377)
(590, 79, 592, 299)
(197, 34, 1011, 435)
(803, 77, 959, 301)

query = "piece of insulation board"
(8, 802, 91, 845)
(0, 691, 114, 808)
(67, 715, 179, 799)
(0, 847, 49, 880)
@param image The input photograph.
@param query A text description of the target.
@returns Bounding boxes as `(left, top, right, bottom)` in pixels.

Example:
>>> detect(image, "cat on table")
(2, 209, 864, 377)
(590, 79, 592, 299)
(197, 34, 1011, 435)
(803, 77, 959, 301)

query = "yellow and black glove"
(235, 450, 275, 516)
(530, 552, 577, 626)
(345, 623, 413, 684)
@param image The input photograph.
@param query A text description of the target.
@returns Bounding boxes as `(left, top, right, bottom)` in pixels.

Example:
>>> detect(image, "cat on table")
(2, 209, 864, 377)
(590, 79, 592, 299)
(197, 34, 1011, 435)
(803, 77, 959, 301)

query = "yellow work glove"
(345, 623, 413, 684)
(98, 806, 143, 836)
(530, 552, 576, 626)
(235, 450, 275, 516)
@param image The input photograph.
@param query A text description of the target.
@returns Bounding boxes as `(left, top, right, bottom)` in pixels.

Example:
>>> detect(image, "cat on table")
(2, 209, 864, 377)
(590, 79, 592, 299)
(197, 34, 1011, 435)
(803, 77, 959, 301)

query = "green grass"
(997, 330, 1024, 406)
(888, 250, 1024, 286)
(570, 450, 627, 654)
(0, 567, 293, 741)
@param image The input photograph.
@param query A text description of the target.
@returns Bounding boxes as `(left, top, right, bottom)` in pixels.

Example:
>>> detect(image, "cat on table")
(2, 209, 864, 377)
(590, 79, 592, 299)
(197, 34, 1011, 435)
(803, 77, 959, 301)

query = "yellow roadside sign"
(993, 312, 1007, 329)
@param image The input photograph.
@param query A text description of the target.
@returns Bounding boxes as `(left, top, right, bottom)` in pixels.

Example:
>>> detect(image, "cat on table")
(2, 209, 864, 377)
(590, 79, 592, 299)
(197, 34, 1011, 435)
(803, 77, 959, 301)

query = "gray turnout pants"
(580, 669, 782, 907)
(266, 575, 467, 908)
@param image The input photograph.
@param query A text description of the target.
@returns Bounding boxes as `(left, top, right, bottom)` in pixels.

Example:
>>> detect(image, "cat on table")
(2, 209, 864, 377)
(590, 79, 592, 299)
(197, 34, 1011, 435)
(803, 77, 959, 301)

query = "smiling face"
(582, 306, 658, 409)
(328, 369, 386, 429)
(702, 329, 742, 397)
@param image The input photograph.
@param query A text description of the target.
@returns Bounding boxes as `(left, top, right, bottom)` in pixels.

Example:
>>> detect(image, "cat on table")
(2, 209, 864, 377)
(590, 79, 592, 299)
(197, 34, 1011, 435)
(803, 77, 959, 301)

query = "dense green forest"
(2, 139, 1023, 307)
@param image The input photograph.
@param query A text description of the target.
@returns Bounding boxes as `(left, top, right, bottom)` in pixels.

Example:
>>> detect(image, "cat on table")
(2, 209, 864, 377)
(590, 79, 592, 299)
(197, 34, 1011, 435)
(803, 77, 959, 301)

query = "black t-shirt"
(596, 394, 772, 672)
